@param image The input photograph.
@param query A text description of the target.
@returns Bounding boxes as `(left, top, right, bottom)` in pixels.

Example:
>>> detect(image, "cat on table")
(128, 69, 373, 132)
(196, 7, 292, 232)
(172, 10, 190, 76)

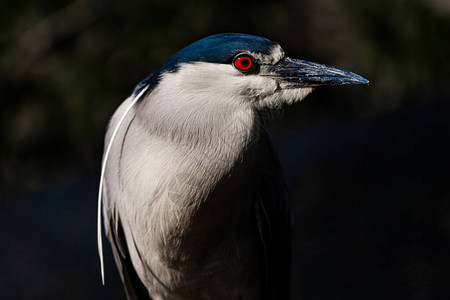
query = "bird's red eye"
(233, 55, 254, 71)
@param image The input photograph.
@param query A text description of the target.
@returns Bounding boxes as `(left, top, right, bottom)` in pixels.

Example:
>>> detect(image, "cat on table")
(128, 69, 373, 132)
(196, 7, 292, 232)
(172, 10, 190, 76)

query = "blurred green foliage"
(1, 0, 449, 193)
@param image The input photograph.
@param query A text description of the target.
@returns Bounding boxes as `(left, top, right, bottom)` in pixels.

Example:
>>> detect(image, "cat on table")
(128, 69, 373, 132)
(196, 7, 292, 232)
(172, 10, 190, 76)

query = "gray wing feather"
(103, 191, 152, 300)
(256, 129, 292, 300)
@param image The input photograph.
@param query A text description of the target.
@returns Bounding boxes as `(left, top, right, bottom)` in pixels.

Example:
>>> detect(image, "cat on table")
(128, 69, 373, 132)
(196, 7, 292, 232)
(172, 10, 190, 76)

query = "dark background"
(1, 0, 450, 299)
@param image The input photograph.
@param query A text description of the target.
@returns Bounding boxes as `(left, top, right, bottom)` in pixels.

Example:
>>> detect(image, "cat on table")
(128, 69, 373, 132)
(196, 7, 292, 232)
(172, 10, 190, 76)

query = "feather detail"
(97, 85, 149, 284)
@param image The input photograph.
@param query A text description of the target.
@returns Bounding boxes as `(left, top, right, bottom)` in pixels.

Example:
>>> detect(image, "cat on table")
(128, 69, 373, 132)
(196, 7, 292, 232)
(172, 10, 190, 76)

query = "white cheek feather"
(161, 62, 273, 105)
(256, 87, 314, 109)
(148, 60, 311, 114)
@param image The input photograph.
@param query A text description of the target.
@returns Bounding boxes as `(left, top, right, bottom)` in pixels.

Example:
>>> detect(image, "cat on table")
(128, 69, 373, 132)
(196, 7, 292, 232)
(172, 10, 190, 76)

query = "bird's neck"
(136, 88, 258, 162)
(134, 95, 263, 266)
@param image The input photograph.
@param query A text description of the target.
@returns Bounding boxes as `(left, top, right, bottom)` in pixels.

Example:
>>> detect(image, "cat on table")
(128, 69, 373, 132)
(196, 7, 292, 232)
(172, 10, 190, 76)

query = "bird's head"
(135, 33, 368, 112)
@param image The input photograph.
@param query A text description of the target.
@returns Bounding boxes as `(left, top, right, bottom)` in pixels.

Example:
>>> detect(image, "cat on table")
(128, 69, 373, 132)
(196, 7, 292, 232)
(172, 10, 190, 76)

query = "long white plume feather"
(97, 86, 149, 284)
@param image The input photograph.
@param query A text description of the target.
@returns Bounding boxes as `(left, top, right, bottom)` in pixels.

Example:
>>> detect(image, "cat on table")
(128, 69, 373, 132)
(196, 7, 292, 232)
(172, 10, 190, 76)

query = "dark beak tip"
(343, 72, 369, 86)
(354, 77, 370, 85)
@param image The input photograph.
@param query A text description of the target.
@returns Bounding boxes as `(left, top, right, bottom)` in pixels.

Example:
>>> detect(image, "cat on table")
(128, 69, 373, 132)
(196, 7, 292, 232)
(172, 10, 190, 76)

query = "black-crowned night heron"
(98, 33, 368, 300)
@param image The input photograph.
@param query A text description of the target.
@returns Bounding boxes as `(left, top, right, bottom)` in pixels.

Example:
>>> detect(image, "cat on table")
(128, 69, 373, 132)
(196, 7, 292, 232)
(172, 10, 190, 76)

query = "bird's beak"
(267, 57, 369, 87)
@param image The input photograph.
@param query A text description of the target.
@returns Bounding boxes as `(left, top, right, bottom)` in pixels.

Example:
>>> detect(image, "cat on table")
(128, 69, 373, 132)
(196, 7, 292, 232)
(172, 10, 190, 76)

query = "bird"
(97, 33, 368, 300)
